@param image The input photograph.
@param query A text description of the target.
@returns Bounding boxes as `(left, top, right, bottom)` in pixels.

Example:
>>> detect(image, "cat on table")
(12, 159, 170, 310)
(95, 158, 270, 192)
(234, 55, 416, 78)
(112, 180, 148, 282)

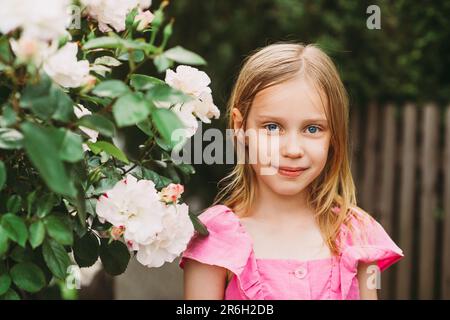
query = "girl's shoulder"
(340, 205, 386, 243)
(178, 204, 252, 271)
(338, 205, 404, 272)
(194, 204, 238, 226)
(189, 204, 244, 237)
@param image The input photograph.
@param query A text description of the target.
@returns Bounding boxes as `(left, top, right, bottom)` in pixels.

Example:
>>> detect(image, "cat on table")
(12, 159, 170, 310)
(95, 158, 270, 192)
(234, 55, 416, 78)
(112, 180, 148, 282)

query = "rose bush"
(0, 0, 214, 299)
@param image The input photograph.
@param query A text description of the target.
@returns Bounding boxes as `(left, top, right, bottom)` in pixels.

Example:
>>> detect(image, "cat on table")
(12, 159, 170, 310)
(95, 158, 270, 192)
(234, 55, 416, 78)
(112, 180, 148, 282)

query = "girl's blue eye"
(306, 125, 320, 134)
(265, 123, 279, 132)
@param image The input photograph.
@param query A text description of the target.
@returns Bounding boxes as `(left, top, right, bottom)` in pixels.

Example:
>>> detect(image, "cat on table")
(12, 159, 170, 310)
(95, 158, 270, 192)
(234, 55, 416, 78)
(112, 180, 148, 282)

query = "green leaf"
(0, 288, 20, 300)
(74, 183, 87, 230)
(92, 80, 130, 98)
(118, 50, 145, 63)
(136, 118, 154, 137)
(119, 39, 150, 51)
(0, 128, 23, 150)
(83, 36, 150, 51)
(10, 245, 30, 262)
(21, 122, 77, 198)
(140, 168, 171, 189)
(26, 191, 37, 215)
(29, 221, 45, 249)
(86, 141, 129, 164)
(130, 74, 165, 91)
(152, 107, 186, 148)
(80, 94, 112, 107)
(113, 93, 151, 127)
(163, 46, 207, 65)
(22, 78, 76, 123)
(6, 195, 22, 214)
(125, 7, 139, 29)
(99, 240, 130, 276)
(155, 136, 171, 152)
(0, 273, 11, 295)
(51, 86, 75, 123)
(0, 104, 17, 127)
(0, 37, 12, 63)
(0, 160, 6, 191)
(20, 76, 52, 112)
(53, 128, 84, 163)
(154, 54, 173, 73)
(0, 226, 9, 257)
(36, 193, 54, 218)
(90, 64, 111, 77)
(42, 238, 71, 280)
(189, 212, 209, 236)
(44, 216, 73, 246)
(176, 163, 196, 175)
(83, 37, 123, 50)
(10, 262, 46, 293)
(1, 214, 28, 248)
(73, 233, 100, 268)
(145, 83, 193, 104)
(94, 56, 122, 67)
(77, 114, 116, 137)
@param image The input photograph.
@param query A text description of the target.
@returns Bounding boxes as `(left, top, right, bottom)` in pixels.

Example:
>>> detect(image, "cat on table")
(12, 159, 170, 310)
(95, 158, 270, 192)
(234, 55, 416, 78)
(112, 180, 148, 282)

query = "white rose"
(82, 0, 151, 33)
(136, 203, 194, 268)
(165, 65, 220, 128)
(165, 65, 212, 98)
(163, 65, 220, 137)
(0, 0, 71, 41)
(153, 100, 199, 139)
(171, 103, 199, 139)
(135, 10, 154, 31)
(189, 91, 220, 124)
(96, 174, 166, 245)
(10, 37, 58, 67)
(138, 0, 152, 9)
(44, 42, 90, 88)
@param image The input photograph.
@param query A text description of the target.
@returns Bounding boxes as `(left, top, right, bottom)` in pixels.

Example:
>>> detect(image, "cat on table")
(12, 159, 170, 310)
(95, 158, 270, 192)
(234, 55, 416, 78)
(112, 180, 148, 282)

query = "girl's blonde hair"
(212, 42, 361, 255)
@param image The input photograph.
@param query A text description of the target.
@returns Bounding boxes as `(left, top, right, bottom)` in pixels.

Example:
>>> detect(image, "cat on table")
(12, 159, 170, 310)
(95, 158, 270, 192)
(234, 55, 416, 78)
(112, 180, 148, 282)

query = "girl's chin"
(270, 185, 309, 196)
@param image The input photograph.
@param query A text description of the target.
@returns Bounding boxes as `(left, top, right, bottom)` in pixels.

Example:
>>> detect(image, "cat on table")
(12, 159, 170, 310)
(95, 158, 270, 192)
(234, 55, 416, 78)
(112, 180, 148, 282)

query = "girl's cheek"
(248, 133, 276, 162)
(304, 139, 330, 162)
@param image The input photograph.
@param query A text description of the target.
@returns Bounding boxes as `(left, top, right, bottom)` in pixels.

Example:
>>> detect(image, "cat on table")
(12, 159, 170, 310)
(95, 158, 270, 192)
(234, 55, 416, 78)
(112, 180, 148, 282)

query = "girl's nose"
(281, 132, 304, 158)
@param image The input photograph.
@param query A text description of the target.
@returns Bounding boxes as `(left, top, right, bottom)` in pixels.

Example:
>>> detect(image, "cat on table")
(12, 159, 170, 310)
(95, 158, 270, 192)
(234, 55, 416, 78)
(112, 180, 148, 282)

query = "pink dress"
(179, 204, 404, 300)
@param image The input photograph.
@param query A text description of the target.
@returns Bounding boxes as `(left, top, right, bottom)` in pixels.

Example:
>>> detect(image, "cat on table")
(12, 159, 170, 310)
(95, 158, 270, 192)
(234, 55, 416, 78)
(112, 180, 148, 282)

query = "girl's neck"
(249, 180, 314, 222)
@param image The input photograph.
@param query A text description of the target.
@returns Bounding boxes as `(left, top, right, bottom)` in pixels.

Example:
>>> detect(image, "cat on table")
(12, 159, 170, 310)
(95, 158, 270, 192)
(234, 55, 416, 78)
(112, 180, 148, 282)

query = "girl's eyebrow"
(256, 114, 328, 124)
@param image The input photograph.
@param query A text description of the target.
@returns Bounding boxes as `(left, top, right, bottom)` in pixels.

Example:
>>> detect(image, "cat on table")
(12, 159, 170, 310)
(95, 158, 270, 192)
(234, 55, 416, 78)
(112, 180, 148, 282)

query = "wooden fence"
(349, 103, 450, 300)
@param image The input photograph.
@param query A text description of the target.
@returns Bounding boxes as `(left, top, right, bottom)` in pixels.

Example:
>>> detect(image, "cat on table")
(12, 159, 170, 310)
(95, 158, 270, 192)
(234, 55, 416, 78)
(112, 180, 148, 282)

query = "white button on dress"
(294, 266, 307, 279)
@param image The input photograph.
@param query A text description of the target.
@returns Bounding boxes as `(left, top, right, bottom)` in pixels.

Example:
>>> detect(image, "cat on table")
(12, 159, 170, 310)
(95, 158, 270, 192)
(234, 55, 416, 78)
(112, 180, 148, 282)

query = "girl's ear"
(231, 108, 247, 146)
(231, 107, 244, 131)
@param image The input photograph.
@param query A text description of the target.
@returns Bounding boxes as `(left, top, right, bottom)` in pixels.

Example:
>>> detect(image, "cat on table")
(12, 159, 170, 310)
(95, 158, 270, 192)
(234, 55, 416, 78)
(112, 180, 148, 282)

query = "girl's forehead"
(250, 77, 328, 121)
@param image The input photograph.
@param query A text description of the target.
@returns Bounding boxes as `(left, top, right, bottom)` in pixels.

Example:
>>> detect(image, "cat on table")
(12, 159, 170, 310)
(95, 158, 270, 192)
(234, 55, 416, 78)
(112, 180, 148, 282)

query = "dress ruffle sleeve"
(339, 207, 405, 299)
(179, 204, 265, 299)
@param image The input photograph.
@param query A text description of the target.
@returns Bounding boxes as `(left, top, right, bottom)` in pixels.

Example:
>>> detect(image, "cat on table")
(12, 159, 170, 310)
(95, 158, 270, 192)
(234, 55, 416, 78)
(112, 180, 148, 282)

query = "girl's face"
(232, 75, 331, 196)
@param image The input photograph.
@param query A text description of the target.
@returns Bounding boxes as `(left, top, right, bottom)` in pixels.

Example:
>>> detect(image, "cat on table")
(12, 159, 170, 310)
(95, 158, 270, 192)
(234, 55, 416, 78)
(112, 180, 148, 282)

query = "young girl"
(178, 42, 404, 300)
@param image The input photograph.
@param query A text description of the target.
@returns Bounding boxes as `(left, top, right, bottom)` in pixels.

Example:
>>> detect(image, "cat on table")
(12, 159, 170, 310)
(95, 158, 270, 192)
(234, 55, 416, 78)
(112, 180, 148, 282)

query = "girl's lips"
(278, 166, 307, 171)
(275, 166, 308, 177)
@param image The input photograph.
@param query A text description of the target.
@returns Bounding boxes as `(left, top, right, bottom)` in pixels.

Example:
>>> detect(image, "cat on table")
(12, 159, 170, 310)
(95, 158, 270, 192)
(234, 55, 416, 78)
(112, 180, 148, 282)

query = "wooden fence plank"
(378, 104, 397, 299)
(361, 102, 379, 215)
(418, 104, 439, 299)
(396, 104, 417, 299)
(442, 105, 450, 299)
